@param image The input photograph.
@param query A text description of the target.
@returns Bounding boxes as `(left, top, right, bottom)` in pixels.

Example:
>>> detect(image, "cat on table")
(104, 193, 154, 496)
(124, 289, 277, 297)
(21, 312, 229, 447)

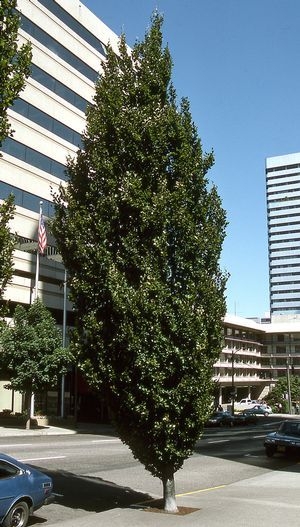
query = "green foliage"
(0, 0, 32, 146)
(52, 13, 227, 481)
(266, 375, 300, 407)
(0, 195, 16, 317)
(0, 299, 74, 394)
(0, 0, 31, 317)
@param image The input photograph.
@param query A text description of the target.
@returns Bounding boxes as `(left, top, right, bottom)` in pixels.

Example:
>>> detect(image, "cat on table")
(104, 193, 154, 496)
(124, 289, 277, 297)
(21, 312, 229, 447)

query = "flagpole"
(32, 201, 43, 419)
(34, 201, 43, 301)
(60, 268, 67, 418)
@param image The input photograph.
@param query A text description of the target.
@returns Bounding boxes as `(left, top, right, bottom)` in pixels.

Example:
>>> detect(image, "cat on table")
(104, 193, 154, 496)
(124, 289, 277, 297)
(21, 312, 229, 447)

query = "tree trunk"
(25, 391, 32, 430)
(162, 467, 178, 513)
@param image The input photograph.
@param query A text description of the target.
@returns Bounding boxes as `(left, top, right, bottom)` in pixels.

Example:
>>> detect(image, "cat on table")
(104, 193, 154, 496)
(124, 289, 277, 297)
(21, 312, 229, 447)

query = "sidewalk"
(48, 465, 300, 527)
(0, 412, 296, 438)
(0, 420, 116, 437)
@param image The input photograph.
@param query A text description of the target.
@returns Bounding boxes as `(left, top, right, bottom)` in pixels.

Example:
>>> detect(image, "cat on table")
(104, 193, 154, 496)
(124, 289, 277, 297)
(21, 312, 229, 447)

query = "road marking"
(176, 485, 226, 497)
(253, 435, 265, 438)
(20, 456, 66, 462)
(0, 443, 33, 448)
(207, 440, 229, 444)
(92, 439, 121, 443)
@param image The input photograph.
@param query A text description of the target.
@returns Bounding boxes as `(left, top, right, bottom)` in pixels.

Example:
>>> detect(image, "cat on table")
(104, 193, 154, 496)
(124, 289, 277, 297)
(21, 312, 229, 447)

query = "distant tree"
(0, 299, 74, 428)
(0, 0, 32, 147)
(52, 14, 227, 512)
(0, 195, 16, 317)
(266, 375, 300, 409)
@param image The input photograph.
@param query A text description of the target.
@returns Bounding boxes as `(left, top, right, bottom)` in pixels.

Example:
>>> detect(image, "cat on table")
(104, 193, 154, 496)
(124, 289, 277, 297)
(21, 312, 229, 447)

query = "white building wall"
(0, 0, 120, 315)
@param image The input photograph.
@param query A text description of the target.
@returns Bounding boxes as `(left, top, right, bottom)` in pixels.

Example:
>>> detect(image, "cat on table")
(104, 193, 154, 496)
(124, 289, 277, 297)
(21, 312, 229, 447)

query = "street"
(0, 417, 298, 526)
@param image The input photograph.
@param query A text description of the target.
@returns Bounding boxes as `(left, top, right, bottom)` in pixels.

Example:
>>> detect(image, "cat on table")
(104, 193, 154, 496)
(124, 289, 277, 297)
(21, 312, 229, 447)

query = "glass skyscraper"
(266, 152, 300, 319)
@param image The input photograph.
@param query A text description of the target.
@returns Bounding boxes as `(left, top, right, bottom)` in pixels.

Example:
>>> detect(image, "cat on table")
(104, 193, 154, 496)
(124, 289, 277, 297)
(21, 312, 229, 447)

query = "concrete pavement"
(0, 417, 300, 526)
(47, 464, 300, 527)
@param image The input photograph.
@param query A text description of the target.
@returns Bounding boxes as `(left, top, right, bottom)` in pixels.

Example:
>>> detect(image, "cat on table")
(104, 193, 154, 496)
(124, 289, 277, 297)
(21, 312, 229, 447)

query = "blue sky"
(84, 0, 300, 318)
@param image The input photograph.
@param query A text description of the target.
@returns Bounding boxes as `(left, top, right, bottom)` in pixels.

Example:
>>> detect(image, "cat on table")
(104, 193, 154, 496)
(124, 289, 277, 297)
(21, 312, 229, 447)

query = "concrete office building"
(214, 315, 300, 407)
(266, 152, 300, 321)
(0, 0, 120, 415)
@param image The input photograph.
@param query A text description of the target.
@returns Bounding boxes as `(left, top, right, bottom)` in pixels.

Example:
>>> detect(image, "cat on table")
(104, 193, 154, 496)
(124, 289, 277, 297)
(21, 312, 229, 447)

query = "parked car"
(264, 420, 300, 457)
(0, 453, 54, 527)
(243, 404, 272, 416)
(233, 412, 258, 425)
(237, 399, 258, 406)
(205, 411, 234, 427)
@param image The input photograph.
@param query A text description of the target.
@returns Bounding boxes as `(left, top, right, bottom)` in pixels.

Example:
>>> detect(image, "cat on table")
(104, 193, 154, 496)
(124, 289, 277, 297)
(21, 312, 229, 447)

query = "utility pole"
(286, 357, 292, 414)
(231, 350, 235, 416)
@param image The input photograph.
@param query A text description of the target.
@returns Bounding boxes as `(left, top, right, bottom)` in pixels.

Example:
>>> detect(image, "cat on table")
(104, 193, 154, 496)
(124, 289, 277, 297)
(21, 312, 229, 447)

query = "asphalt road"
(0, 417, 296, 526)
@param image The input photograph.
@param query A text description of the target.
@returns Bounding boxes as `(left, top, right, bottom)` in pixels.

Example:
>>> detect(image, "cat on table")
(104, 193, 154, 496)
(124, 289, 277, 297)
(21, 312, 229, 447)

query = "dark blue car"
(264, 420, 300, 458)
(0, 452, 54, 527)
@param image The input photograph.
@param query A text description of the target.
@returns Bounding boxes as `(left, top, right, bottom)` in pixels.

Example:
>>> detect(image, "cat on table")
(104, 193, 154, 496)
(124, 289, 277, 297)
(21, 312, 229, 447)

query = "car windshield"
(279, 422, 300, 436)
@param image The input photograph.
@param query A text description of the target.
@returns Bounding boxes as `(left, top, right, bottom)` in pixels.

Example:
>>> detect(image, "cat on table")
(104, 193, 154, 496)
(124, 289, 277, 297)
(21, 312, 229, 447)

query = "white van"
(238, 398, 257, 405)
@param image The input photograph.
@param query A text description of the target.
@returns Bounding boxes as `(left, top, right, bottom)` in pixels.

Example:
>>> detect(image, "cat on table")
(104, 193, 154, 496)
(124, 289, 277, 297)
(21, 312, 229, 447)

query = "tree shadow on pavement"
(32, 466, 153, 514)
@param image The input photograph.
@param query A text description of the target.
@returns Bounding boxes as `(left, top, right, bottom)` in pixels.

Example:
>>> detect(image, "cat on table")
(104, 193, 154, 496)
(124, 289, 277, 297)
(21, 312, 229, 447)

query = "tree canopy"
(0, 299, 74, 424)
(0, 0, 32, 315)
(0, 0, 32, 146)
(266, 375, 300, 408)
(0, 195, 16, 316)
(52, 13, 227, 512)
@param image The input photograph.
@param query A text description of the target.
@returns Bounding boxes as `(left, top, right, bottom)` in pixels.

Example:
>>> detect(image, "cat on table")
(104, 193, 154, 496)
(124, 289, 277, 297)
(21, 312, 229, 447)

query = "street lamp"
(231, 349, 237, 416)
(286, 357, 292, 414)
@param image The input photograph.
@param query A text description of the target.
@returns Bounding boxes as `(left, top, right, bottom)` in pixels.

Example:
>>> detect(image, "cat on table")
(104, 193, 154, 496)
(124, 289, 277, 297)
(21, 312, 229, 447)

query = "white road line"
(0, 444, 33, 448)
(207, 440, 230, 444)
(20, 456, 66, 462)
(92, 439, 121, 443)
(253, 435, 266, 438)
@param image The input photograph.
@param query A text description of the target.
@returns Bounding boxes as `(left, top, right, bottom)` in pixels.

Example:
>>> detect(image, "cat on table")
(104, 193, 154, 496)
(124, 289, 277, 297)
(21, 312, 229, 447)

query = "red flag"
(38, 214, 47, 254)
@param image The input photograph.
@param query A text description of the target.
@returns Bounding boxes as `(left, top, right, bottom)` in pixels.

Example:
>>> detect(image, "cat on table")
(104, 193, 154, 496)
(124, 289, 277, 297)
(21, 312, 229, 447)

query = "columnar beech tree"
(52, 14, 227, 512)
(0, 299, 74, 428)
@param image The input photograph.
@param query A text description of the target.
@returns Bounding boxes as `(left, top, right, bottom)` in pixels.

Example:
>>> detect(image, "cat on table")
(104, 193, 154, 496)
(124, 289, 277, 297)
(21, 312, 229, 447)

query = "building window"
(20, 14, 99, 83)
(30, 64, 88, 112)
(276, 346, 286, 354)
(0, 182, 54, 217)
(1, 138, 67, 180)
(36, 0, 107, 57)
(12, 99, 83, 148)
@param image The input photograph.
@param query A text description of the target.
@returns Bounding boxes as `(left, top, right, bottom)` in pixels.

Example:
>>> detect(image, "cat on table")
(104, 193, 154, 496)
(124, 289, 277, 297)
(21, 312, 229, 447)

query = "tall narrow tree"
(52, 14, 227, 512)
(0, 0, 32, 146)
(0, 0, 32, 313)
(0, 195, 15, 316)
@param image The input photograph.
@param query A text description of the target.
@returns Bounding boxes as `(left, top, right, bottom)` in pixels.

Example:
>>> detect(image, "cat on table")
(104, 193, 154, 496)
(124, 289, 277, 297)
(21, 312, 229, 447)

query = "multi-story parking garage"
(214, 315, 300, 408)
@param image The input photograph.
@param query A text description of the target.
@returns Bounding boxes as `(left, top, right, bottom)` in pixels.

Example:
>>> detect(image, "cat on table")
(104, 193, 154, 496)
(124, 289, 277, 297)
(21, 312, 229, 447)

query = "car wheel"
(264, 412, 269, 416)
(3, 501, 29, 527)
(265, 446, 275, 458)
